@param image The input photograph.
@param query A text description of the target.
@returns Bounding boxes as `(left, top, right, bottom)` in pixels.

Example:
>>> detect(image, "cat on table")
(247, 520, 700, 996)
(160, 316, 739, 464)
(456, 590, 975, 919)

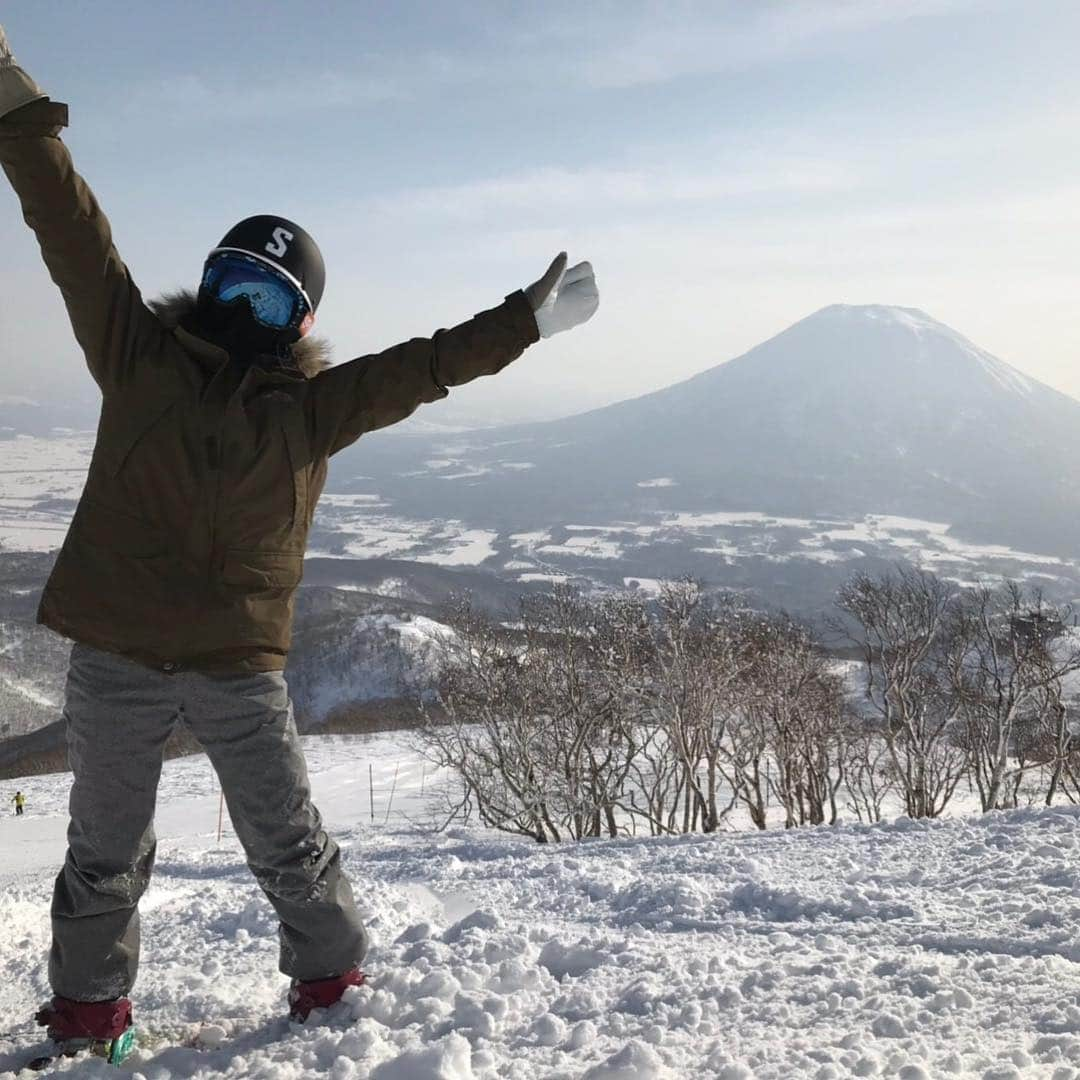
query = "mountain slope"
(335, 304, 1080, 558)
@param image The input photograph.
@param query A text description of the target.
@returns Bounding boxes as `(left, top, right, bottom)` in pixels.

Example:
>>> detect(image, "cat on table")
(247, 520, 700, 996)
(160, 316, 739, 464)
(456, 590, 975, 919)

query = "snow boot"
(29, 996, 135, 1069)
(288, 968, 366, 1022)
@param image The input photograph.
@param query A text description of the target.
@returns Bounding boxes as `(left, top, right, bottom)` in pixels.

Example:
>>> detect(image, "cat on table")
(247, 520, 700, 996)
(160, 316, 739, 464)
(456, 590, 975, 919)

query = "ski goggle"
(200, 251, 313, 333)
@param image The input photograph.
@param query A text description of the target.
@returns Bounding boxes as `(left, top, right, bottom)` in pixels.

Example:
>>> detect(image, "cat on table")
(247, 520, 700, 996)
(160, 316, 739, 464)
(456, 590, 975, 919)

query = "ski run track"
(3, 734, 1080, 1079)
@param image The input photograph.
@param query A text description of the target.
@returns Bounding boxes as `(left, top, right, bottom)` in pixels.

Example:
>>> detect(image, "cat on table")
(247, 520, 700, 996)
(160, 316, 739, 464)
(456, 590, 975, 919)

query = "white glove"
(0, 24, 47, 120)
(524, 252, 599, 339)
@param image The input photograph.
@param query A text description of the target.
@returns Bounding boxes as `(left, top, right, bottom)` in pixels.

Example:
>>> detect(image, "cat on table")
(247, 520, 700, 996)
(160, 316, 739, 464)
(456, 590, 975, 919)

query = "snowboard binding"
(29, 996, 135, 1070)
(26, 1028, 136, 1071)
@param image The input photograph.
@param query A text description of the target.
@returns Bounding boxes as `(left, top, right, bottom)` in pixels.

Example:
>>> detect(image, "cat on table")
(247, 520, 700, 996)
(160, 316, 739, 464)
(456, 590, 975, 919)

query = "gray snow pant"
(49, 643, 367, 1002)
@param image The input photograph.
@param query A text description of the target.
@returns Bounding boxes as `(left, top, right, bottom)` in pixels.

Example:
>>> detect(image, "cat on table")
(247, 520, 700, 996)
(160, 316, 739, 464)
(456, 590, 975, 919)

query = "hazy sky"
(1, 1, 1078, 423)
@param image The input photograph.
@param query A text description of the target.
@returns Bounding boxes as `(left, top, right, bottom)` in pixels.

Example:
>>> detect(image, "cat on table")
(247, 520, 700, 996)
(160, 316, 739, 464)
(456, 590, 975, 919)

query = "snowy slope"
(4, 735, 1080, 1077)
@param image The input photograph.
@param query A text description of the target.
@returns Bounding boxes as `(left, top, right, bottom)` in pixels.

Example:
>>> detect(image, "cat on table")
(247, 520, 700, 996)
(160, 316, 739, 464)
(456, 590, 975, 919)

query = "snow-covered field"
(5, 735, 1080, 1078)
(5, 435, 1080, 599)
(309, 495, 500, 567)
(0, 434, 89, 553)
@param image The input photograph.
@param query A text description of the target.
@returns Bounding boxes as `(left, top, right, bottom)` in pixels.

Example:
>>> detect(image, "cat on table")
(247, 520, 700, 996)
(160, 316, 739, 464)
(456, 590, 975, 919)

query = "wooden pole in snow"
(369, 763, 375, 824)
(384, 763, 399, 825)
(216, 787, 225, 845)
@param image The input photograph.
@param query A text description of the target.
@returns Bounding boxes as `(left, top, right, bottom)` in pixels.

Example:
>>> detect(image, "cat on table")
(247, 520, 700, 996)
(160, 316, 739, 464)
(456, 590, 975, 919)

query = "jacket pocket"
(73, 498, 169, 558)
(220, 550, 304, 593)
(98, 398, 177, 478)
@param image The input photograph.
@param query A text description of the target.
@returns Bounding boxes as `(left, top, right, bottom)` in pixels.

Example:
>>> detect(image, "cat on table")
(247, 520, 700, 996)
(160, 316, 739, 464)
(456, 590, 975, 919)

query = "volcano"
(332, 304, 1080, 561)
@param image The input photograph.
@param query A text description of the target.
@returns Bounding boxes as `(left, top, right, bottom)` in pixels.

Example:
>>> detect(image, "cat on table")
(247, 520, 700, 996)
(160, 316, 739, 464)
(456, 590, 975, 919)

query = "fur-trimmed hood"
(148, 289, 332, 379)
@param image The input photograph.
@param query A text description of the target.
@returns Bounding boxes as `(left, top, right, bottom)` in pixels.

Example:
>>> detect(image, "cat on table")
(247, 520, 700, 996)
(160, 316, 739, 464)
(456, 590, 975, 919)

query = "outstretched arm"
(0, 26, 158, 393)
(306, 254, 599, 457)
(307, 289, 539, 458)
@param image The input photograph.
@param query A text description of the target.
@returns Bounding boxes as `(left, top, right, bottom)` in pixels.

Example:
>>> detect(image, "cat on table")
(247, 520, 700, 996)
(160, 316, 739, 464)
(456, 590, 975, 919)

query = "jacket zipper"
(205, 428, 223, 579)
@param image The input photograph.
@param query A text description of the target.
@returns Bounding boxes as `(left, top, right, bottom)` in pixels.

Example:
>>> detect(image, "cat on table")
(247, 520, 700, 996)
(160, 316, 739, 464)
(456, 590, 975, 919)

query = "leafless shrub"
(641, 580, 745, 834)
(418, 590, 650, 841)
(833, 567, 965, 818)
(417, 568, 1080, 843)
(840, 714, 894, 823)
(944, 583, 1080, 811)
(417, 597, 558, 841)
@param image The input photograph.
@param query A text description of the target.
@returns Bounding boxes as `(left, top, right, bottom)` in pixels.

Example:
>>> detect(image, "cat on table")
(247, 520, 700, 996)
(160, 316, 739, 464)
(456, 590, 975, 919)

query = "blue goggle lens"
(201, 254, 307, 330)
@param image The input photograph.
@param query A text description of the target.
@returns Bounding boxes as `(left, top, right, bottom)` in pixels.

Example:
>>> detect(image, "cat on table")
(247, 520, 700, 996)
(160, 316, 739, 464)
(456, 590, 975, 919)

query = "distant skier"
(12, 790, 26, 816)
(0, 25, 598, 1066)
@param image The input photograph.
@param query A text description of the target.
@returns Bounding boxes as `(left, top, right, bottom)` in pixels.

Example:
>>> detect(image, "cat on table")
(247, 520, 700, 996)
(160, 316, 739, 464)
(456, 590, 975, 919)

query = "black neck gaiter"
(189, 291, 299, 366)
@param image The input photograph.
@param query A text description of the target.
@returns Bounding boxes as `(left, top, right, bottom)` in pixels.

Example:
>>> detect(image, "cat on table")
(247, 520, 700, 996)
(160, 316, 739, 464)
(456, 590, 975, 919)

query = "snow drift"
(3, 733, 1080, 1077)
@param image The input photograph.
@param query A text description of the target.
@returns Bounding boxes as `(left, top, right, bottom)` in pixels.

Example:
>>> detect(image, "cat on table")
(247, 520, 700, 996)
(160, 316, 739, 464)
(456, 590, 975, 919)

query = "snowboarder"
(12, 790, 26, 816)
(0, 25, 598, 1067)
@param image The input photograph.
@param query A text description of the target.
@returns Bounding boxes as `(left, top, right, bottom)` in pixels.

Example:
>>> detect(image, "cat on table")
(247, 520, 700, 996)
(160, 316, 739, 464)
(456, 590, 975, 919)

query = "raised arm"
(306, 254, 599, 457)
(0, 26, 159, 393)
(306, 290, 539, 458)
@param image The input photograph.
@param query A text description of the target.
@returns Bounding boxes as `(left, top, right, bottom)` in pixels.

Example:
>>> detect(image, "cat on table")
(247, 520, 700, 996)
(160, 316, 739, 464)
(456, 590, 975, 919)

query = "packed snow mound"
(5, 735, 1080, 1076)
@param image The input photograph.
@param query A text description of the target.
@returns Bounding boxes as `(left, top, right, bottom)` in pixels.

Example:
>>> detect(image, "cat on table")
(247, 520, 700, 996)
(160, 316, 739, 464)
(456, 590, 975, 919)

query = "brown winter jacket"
(0, 99, 539, 673)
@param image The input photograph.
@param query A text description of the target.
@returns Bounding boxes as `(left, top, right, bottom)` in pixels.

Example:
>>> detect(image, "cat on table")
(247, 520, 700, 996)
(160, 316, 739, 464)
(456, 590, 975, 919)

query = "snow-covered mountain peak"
(790, 303, 1034, 397)
(811, 302, 939, 327)
(805, 303, 985, 350)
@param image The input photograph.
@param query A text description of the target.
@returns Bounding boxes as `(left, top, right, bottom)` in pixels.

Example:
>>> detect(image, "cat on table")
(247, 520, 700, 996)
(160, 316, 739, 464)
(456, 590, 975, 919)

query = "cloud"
(117, 0, 989, 122)
(519, 0, 987, 90)
(120, 67, 406, 124)
(362, 157, 856, 227)
(344, 84, 1080, 239)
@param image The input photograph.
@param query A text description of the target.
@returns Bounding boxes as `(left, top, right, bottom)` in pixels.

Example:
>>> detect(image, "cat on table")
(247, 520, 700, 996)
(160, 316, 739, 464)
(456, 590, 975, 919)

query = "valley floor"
(3, 735, 1080, 1078)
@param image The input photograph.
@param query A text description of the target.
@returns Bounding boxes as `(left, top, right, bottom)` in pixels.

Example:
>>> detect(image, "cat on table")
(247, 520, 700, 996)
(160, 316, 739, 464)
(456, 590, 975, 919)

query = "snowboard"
(19, 1023, 218, 1071)
(10, 1015, 281, 1072)
(24, 1027, 137, 1071)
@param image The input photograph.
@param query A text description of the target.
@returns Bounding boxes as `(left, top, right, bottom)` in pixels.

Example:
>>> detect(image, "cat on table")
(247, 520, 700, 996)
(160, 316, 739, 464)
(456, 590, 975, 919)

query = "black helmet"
(208, 215, 325, 313)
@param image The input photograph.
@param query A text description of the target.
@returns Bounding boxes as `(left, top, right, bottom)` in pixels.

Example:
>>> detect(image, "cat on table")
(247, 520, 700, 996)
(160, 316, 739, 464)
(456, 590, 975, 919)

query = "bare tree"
(421, 565, 1080, 844)
(644, 580, 744, 834)
(834, 567, 965, 818)
(840, 715, 894, 823)
(419, 589, 655, 842)
(591, 593, 682, 836)
(1037, 690, 1075, 807)
(518, 587, 643, 839)
(729, 615, 849, 828)
(418, 598, 562, 842)
(945, 584, 1080, 811)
